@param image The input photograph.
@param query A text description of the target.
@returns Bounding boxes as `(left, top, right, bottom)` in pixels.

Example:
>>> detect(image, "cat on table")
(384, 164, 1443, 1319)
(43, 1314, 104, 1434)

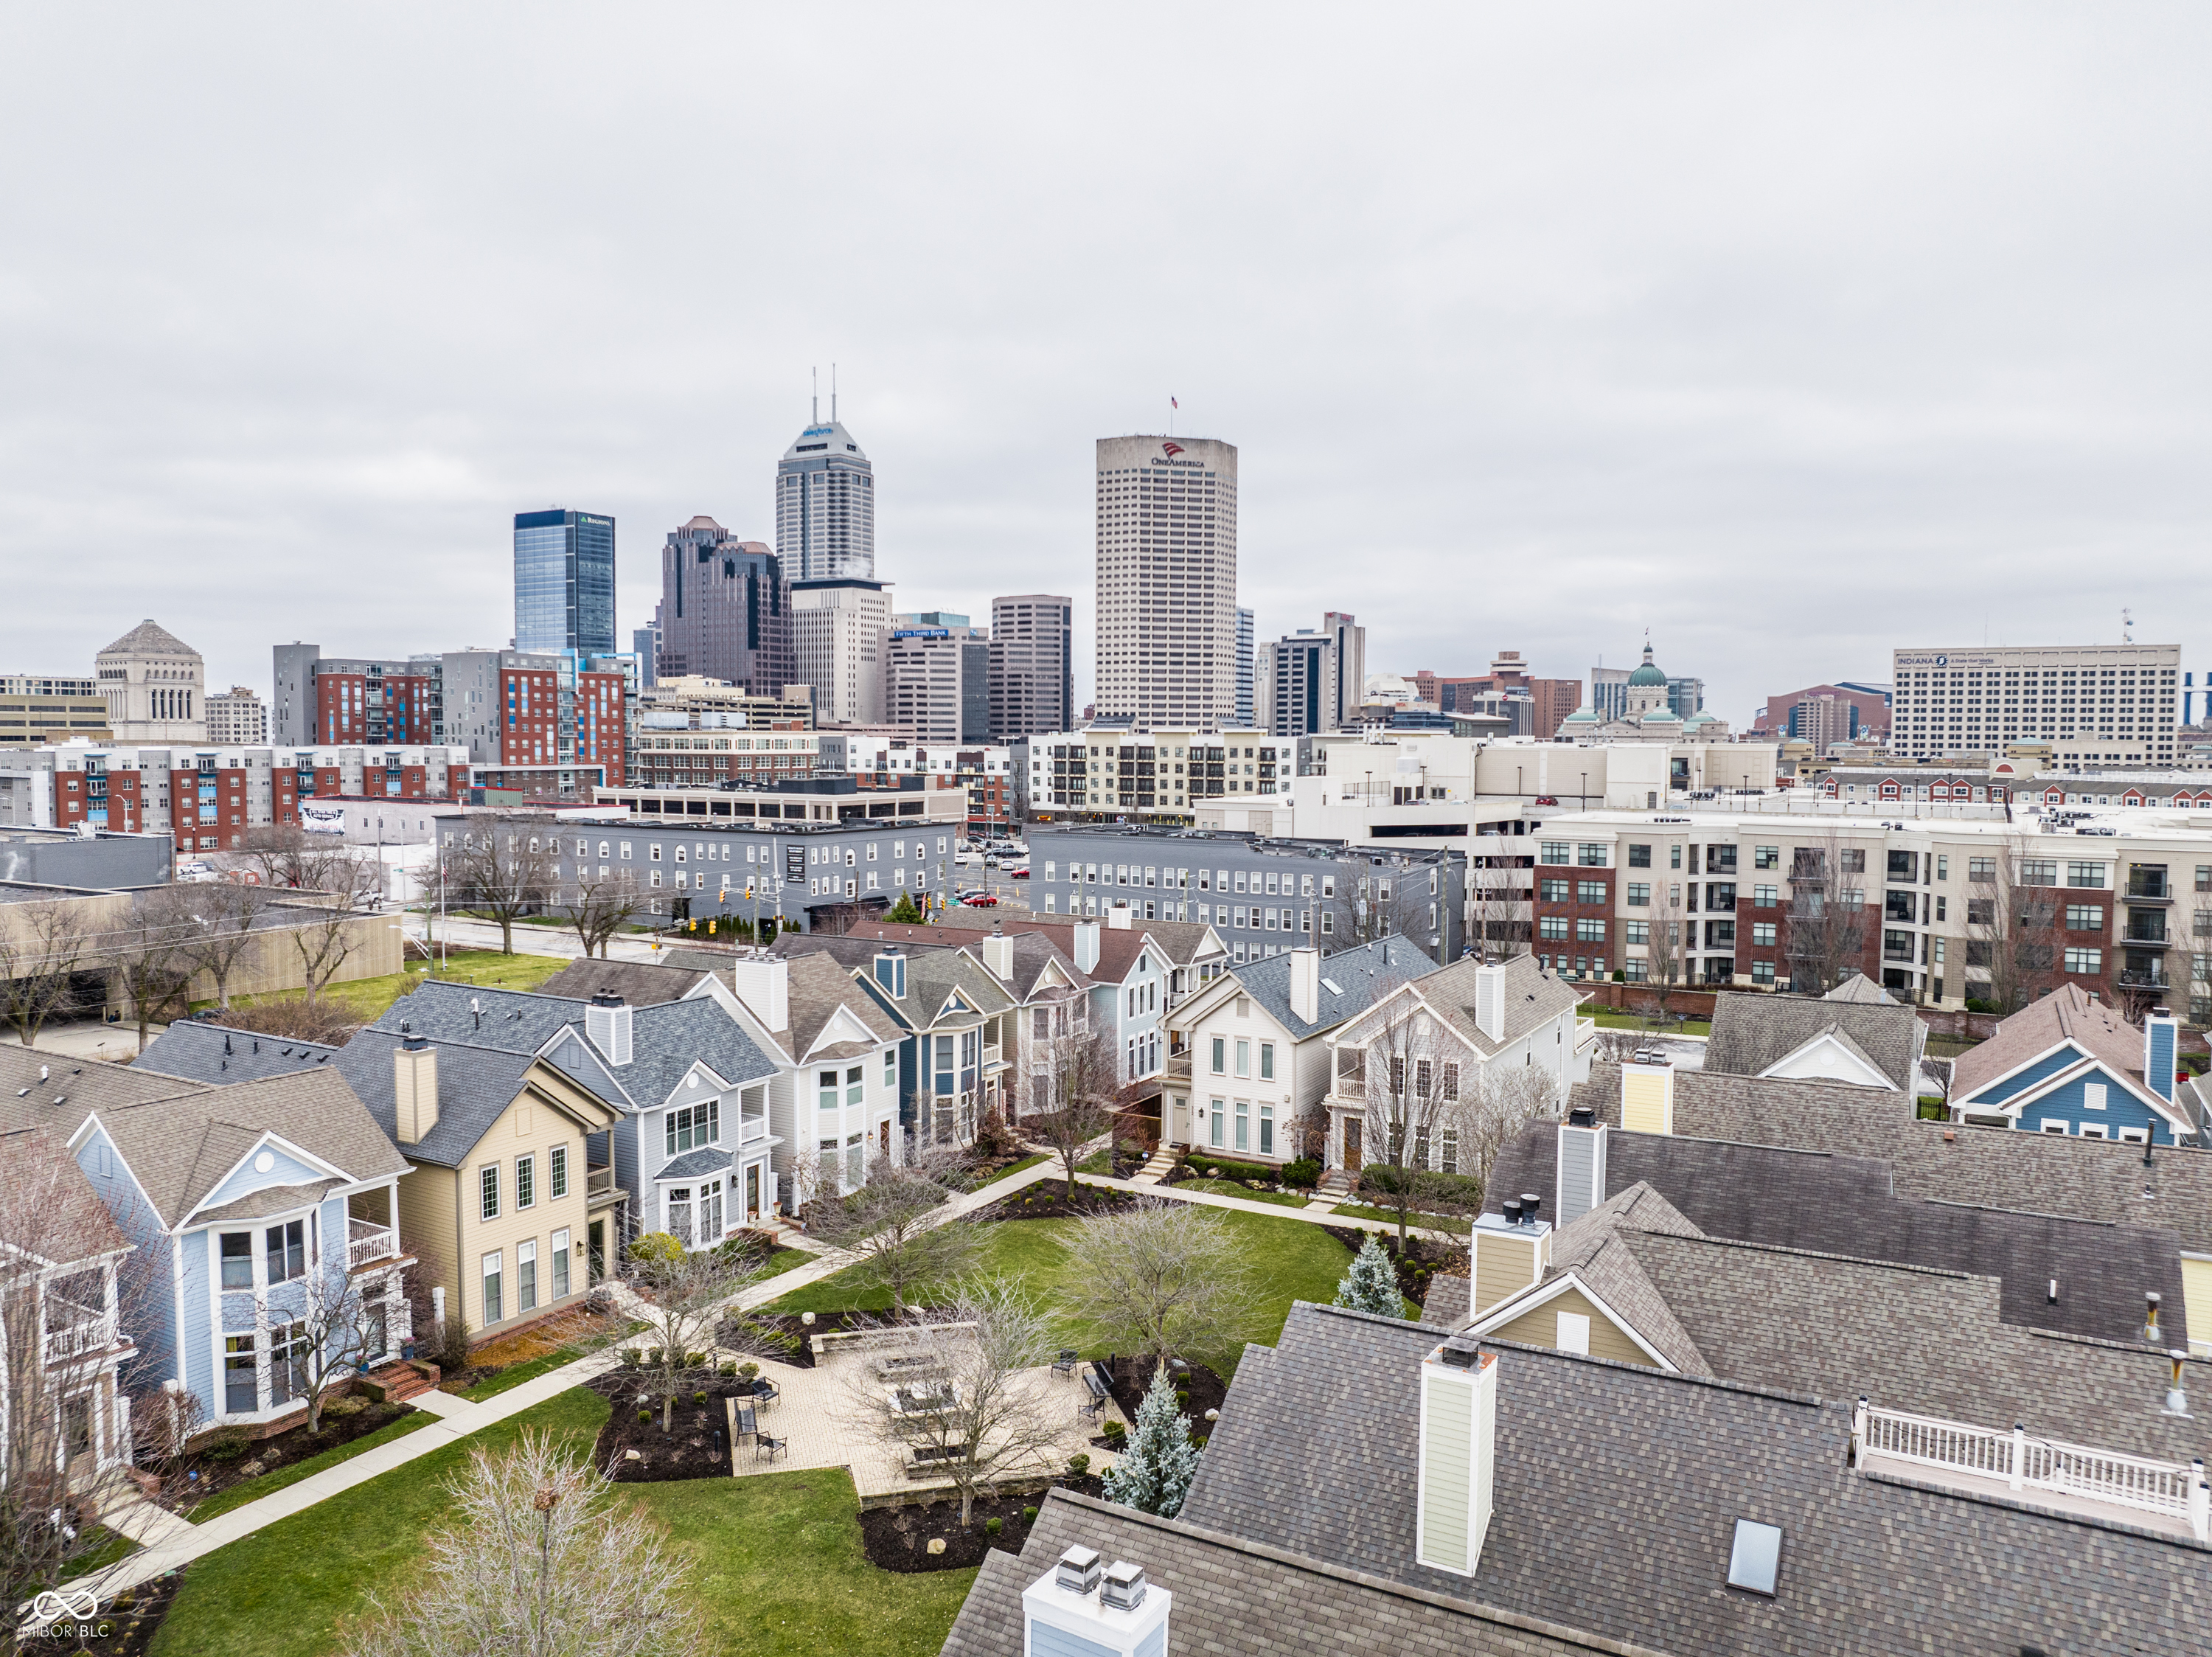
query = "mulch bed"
(1097, 1355, 1228, 1445)
(969, 1184, 1144, 1223)
(166, 1397, 417, 1507)
(858, 1475, 1101, 1573)
(26, 1566, 189, 1655)
(740, 1310, 886, 1368)
(586, 1369, 765, 1482)
(1320, 1226, 1461, 1309)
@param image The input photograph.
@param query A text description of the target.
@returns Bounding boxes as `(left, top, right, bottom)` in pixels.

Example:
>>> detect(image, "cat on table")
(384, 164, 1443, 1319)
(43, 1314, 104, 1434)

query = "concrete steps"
(364, 1360, 439, 1404)
(1131, 1149, 1180, 1186)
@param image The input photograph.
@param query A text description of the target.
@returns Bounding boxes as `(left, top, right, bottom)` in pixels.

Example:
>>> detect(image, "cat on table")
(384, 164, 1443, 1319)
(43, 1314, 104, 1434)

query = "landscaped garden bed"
(42, 1564, 189, 1655)
(968, 1183, 1144, 1223)
(1096, 1354, 1227, 1445)
(855, 1460, 1103, 1574)
(163, 1394, 418, 1509)
(1320, 1225, 1460, 1307)
(587, 1367, 764, 1482)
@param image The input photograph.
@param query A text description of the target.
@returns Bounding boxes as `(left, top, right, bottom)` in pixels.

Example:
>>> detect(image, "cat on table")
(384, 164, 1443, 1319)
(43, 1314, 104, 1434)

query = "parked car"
(1007, 864, 1031, 879)
(960, 892, 1000, 907)
(1533, 796, 1559, 806)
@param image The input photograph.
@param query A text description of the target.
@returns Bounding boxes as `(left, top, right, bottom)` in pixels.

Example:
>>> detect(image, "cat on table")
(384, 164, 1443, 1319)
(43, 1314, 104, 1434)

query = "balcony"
(2118, 968, 2172, 989)
(2125, 877, 2172, 903)
(588, 1163, 615, 1198)
(2123, 924, 2171, 948)
(740, 1111, 770, 1145)
(347, 1217, 398, 1269)
(42, 1296, 115, 1364)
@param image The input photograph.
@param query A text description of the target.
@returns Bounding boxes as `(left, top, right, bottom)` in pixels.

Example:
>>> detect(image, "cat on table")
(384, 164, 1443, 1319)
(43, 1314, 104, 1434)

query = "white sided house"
(1322, 954, 1592, 1175)
(1169, 937, 1433, 1164)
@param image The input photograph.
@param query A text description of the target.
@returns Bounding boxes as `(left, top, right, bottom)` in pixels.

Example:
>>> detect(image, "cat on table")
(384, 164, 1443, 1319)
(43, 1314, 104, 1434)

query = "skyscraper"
(885, 614, 990, 744)
(655, 516, 793, 695)
(792, 577, 894, 726)
(776, 403, 874, 581)
(1235, 606, 1256, 728)
(512, 509, 616, 656)
(989, 594, 1073, 740)
(1094, 435, 1239, 727)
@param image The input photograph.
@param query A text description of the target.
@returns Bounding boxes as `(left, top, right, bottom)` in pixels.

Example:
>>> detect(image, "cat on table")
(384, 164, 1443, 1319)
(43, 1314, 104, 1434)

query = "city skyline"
(4, 10, 2208, 729)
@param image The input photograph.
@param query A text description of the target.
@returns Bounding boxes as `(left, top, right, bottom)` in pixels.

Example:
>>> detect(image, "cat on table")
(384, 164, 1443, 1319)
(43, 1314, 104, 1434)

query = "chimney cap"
(591, 990, 626, 1008)
(1100, 1562, 1147, 1611)
(1520, 1192, 1543, 1222)
(1054, 1546, 1102, 1596)
(1436, 1336, 1482, 1369)
(1568, 1105, 1596, 1128)
(401, 1034, 429, 1052)
(1500, 1198, 1523, 1225)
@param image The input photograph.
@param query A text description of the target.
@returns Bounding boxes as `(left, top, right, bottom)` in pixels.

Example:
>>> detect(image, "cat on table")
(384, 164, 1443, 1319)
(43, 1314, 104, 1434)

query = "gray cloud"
(2, 4, 2207, 723)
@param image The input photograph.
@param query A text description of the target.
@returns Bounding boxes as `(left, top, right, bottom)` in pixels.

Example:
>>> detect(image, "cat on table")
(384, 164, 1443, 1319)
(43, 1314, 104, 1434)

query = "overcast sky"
(4, 5, 2208, 726)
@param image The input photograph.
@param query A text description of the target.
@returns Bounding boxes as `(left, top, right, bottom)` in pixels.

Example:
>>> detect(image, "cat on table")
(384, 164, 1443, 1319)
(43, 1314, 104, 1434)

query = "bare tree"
(1318, 861, 1441, 963)
(343, 1429, 700, 1657)
(841, 1279, 1065, 1527)
(1784, 831, 1872, 996)
(226, 824, 341, 892)
(1452, 1065, 1564, 1212)
(557, 866, 643, 960)
(1966, 839, 2065, 1013)
(0, 1136, 147, 1620)
(1065, 1199, 1257, 1378)
(447, 820, 557, 955)
(113, 886, 199, 1055)
(1644, 879, 1688, 1024)
(1466, 846, 1529, 959)
(176, 878, 271, 1010)
(1029, 1027, 1121, 1197)
(275, 1260, 392, 1437)
(800, 1151, 979, 1315)
(1341, 984, 1459, 1246)
(0, 897, 95, 1046)
(620, 1237, 767, 1433)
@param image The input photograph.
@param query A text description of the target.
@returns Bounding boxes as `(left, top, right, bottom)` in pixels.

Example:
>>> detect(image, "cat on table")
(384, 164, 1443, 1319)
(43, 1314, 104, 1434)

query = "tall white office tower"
(1095, 435, 1239, 728)
(776, 389, 875, 581)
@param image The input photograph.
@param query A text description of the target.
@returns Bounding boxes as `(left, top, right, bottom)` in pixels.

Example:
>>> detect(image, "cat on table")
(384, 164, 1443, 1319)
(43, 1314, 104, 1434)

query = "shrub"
(324, 1394, 369, 1419)
(627, 1231, 685, 1267)
(719, 1362, 737, 1378)
(644, 1349, 662, 1368)
(1021, 1505, 1040, 1524)
(1196, 1157, 1277, 1184)
(740, 1361, 760, 1380)
(1279, 1158, 1321, 1190)
(198, 1428, 251, 1463)
(685, 1352, 706, 1369)
(984, 1516, 1004, 1536)
(639, 1408, 653, 1425)
(1068, 1453, 1091, 1477)
(1100, 1420, 1127, 1447)
(619, 1349, 640, 1367)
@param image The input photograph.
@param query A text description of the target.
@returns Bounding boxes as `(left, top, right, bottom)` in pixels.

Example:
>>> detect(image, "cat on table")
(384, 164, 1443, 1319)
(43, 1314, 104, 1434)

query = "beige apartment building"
(1094, 434, 1238, 729)
(791, 577, 892, 726)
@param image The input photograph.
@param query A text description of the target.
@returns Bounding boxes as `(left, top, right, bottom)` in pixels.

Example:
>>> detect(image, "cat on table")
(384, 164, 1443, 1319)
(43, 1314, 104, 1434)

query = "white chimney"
(1621, 1049, 1674, 1135)
(585, 991, 635, 1065)
(1473, 962, 1507, 1043)
(1073, 921, 1101, 973)
(1106, 903, 1133, 931)
(981, 933, 1015, 982)
(1554, 1111, 1607, 1224)
(1023, 1547, 1170, 1657)
(731, 956, 790, 1035)
(393, 1036, 438, 1144)
(1416, 1338, 1497, 1576)
(1289, 947, 1321, 1024)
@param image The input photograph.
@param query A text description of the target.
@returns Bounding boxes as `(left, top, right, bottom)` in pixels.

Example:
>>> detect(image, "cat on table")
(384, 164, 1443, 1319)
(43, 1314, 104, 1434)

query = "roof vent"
(1099, 1563, 1147, 1612)
(1054, 1546, 1102, 1596)
(1500, 1197, 1523, 1226)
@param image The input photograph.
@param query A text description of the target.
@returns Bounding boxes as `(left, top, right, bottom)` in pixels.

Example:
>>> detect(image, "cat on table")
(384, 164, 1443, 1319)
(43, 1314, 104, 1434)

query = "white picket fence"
(1855, 1402, 2209, 1540)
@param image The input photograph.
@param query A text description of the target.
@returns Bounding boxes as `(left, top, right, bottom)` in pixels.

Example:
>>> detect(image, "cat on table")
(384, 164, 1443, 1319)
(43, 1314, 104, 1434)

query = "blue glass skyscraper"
(513, 508, 616, 656)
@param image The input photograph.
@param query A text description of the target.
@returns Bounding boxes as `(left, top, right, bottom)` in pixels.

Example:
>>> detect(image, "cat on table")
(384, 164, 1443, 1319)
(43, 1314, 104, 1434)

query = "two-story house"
(1949, 983, 2195, 1144)
(353, 980, 779, 1254)
(144, 1018, 626, 1349)
(0, 1130, 138, 1488)
(34, 1050, 415, 1434)
(1168, 937, 1426, 1163)
(1321, 953, 1590, 1174)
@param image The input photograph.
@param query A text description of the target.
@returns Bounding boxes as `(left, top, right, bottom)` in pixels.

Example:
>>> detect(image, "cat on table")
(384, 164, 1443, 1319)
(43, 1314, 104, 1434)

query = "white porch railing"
(1855, 1400, 2210, 1540)
(347, 1217, 398, 1269)
(42, 1299, 114, 1364)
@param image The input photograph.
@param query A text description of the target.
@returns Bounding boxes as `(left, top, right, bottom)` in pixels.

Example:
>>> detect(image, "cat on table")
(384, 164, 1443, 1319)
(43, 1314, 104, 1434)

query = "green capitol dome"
(1627, 640, 1668, 687)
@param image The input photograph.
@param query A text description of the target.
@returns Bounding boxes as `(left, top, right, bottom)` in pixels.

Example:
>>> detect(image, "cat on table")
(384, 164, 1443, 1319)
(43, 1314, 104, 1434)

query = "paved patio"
(721, 1338, 1122, 1502)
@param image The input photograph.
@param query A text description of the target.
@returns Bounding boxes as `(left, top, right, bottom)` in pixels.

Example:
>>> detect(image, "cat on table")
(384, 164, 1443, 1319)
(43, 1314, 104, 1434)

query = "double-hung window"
(552, 1228, 571, 1300)
(479, 1164, 500, 1221)
(481, 1251, 503, 1325)
(549, 1144, 568, 1200)
(516, 1240, 538, 1315)
(220, 1231, 254, 1290)
(1234, 1038, 1251, 1078)
(515, 1153, 535, 1210)
(1259, 1041, 1276, 1081)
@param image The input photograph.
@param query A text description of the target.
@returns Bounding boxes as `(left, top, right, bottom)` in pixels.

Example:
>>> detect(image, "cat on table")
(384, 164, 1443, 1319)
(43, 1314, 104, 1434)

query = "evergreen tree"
(1101, 1366, 1202, 1518)
(1333, 1232, 1404, 1317)
(886, 890, 923, 924)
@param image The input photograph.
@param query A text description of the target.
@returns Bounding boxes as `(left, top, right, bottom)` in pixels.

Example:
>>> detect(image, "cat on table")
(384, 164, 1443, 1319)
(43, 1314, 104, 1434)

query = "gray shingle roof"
(1146, 1302, 2209, 1656)
(1494, 1089, 2190, 1347)
(1396, 953, 1584, 1057)
(1823, 972, 1897, 1004)
(654, 1146, 731, 1181)
(361, 979, 776, 1111)
(771, 933, 1014, 1031)
(330, 1031, 546, 1168)
(1703, 991, 1923, 1091)
(1950, 980, 2154, 1102)
(139, 1021, 341, 1085)
(1233, 935, 1433, 1041)
(532, 958, 711, 1007)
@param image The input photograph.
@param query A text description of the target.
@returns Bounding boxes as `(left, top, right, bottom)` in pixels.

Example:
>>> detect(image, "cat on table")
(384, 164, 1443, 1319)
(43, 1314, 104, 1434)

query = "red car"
(961, 892, 1000, 907)
(1008, 866, 1031, 879)
(1534, 795, 1559, 805)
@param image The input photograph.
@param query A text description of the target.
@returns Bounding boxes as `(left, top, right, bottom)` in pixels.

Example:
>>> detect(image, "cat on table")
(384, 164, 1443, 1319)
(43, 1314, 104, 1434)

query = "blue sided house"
(57, 1060, 415, 1430)
(1949, 984, 2196, 1146)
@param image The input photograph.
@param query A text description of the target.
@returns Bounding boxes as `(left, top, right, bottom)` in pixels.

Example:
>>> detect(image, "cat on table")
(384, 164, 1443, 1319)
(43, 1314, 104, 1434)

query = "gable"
(1759, 1032, 1893, 1090)
(1465, 1273, 1672, 1370)
(1961, 1042, 2086, 1106)
(804, 1004, 881, 1058)
(192, 1135, 341, 1217)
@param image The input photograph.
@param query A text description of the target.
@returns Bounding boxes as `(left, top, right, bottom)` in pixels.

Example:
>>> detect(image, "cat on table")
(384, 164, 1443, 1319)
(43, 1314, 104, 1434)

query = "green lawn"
(212, 949, 571, 1026)
(765, 1210, 1354, 1372)
(186, 1411, 439, 1524)
(61, 1525, 141, 1580)
(1587, 1008, 1711, 1035)
(459, 1347, 583, 1401)
(154, 1386, 972, 1657)
(1332, 1201, 1474, 1236)
(1177, 1178, 1312, 1209)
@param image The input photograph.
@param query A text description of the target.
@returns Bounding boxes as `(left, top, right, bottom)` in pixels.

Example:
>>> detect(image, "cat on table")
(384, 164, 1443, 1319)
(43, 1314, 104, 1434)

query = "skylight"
(1726, 1519, 1782, 1595)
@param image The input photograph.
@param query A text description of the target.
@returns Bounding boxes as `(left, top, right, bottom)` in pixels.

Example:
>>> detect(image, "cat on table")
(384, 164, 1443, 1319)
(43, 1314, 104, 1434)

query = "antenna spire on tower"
(832, 362, 838, 423)
(811, 366, 818, 425)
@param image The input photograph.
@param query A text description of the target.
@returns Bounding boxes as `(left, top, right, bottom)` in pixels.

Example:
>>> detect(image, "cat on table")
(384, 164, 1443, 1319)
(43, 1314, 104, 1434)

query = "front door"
(588, 1219, 606, 1285)
(1343, 1118, 1361, 1170)
(1171, 1094, 1189, 1144)
(745, 1164, 761, 1223)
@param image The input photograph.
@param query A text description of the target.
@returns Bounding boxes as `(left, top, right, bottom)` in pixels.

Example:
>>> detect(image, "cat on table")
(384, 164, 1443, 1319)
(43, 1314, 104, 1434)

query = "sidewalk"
(80, 1153, 1069, 1602)
(1075, 1170, 1465, 1246)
